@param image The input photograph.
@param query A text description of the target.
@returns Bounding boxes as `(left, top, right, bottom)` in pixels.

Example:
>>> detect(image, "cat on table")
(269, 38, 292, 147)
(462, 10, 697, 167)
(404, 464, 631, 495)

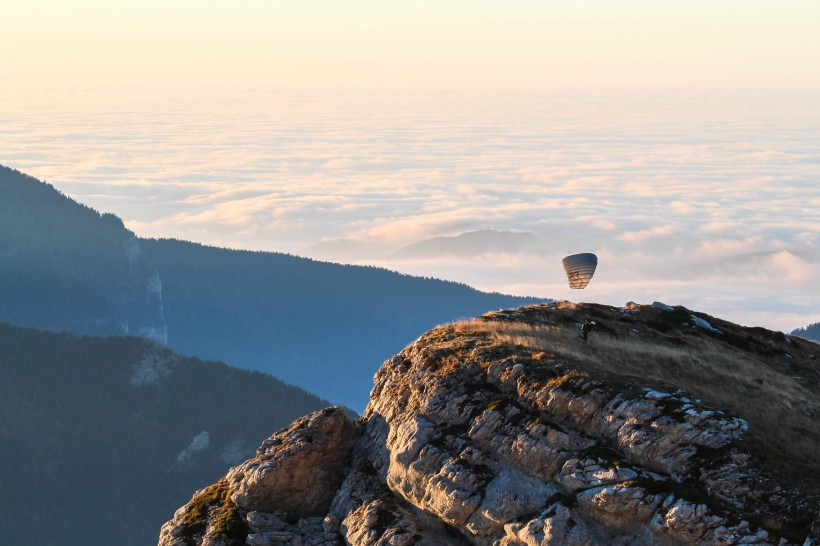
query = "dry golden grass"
(457, 313, 820, 485)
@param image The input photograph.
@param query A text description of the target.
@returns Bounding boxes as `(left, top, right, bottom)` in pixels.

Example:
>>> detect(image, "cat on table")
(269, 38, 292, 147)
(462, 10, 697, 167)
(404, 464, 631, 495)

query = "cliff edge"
(159, 302, 820, 545)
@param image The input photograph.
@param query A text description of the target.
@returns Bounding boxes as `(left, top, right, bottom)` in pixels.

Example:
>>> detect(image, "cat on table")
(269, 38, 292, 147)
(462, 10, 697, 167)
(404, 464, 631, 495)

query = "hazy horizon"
(2, 1, 819, 333)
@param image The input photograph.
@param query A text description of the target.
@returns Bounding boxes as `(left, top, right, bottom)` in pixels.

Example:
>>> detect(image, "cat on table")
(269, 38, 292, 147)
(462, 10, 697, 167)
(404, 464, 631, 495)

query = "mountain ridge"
(391, 229, 539, 260)
(0, 320, 340, 546)
(0, 165, 166, 341)
(138, 236, 545, 409)
(0, 164, 547, 410)
(160, 301, 820, 546)
(792, 322, 820, 343)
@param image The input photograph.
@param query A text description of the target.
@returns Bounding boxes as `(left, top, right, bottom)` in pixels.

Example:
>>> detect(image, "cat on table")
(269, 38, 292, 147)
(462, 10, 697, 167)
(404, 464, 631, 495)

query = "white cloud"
(699, 221, 746, 234)
(697, 237, 765, 258)
(3, 87, 820, 330)
(669, 201, 694, 214)
(768, 251, 814, 283)
(323, 158, 357, 170)
(620, 225, 677, 242)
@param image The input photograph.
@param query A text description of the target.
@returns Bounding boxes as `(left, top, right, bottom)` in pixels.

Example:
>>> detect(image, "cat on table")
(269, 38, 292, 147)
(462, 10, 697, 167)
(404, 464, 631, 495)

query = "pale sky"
(1, 2, 820, 333)
(2, 1, 819, 91)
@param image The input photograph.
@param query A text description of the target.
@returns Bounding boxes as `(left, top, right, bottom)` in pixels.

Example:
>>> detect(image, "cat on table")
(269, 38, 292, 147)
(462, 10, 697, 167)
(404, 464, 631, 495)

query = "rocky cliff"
(159, 302, 820, 546)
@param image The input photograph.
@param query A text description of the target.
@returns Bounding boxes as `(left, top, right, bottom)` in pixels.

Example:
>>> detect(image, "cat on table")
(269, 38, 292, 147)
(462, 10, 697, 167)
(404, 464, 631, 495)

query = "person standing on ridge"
(578, 319, 595, 343)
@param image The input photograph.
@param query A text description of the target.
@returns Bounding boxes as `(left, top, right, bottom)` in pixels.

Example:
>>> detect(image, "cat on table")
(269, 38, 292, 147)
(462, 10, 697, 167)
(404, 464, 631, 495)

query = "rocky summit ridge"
(159, 302, 820, 546)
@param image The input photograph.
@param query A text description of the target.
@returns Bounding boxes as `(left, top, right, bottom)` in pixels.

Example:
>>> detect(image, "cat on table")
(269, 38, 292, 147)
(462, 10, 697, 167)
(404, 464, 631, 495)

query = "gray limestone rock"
(159, 305, 819, 546)
(227, 407, 358, 516)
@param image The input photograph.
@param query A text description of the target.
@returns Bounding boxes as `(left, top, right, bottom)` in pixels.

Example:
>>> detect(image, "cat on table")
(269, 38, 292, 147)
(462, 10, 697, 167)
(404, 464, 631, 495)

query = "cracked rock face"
(227, 407, 358, 516)
(159, 303, 819, 546)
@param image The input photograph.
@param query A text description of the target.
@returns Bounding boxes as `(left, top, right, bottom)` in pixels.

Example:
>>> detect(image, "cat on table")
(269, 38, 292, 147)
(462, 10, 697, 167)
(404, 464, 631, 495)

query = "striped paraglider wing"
(562, 253, 598, 289)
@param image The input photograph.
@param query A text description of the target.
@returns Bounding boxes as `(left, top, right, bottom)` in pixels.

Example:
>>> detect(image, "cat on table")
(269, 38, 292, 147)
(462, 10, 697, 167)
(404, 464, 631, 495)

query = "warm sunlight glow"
(2, 1, 819, 332)
(2, 1, 819, 91)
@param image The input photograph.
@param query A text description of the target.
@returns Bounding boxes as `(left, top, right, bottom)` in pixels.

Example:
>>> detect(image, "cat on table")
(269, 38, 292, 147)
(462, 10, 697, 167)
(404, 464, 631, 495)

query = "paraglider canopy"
(562, 253, 598, 289)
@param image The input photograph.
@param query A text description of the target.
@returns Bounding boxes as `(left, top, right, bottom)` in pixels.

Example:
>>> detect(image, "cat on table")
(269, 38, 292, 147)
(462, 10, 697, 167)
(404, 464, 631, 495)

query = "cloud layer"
(2, 87, 819, 332)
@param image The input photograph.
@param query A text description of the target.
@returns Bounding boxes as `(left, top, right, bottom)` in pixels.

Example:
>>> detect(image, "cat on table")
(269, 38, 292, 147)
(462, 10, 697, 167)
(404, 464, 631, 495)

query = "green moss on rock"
(179, 478, 248, 543)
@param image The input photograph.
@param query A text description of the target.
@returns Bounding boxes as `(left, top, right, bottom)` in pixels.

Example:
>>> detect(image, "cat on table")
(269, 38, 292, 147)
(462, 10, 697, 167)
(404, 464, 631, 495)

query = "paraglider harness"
(578, 320, 596, 343)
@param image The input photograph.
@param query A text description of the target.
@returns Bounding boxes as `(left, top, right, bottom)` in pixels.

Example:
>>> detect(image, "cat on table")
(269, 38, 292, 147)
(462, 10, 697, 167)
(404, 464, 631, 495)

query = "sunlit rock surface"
(160, 302, 820, 546)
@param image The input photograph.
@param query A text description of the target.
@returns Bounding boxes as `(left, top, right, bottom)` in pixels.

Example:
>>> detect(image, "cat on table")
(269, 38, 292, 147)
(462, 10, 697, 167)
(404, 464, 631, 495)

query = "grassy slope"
(462, 301, 820, 491)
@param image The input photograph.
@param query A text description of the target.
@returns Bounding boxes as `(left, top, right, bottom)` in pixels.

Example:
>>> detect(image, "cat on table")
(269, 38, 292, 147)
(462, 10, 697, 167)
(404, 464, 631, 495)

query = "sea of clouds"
(2, 87, 818, 332)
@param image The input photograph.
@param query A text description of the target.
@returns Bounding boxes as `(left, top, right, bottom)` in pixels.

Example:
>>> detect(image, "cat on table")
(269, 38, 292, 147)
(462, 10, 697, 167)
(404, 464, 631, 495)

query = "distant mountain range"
(0, 321, 335, 546)
(391, 229, 539, 259)
(669, 250, 819, 280)
(303, 228, 540, 262)
(0, 165, 546, 409)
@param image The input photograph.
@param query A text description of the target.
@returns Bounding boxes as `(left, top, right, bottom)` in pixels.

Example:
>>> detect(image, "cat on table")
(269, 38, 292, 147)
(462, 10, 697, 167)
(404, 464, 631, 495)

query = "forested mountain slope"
(0, 165, 165, 340)
(792, 322, 820, 342)
(1, 164, 544, 410)
(139, 238, 544, 409)
(0, 322, 335, 546)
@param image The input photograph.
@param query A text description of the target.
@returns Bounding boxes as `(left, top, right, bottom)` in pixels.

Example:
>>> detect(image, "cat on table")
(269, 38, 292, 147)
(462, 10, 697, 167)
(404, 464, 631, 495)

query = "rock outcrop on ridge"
(159, 302, 820, 546)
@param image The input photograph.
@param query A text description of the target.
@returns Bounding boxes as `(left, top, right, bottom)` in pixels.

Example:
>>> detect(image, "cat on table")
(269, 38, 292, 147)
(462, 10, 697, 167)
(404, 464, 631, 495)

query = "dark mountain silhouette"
(0, 164, 546, 409)
(0, 321, 336, 546)
(792, 322, 820, 342)
(0, 165, 166, 341)
(138, 238, 545, 409)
